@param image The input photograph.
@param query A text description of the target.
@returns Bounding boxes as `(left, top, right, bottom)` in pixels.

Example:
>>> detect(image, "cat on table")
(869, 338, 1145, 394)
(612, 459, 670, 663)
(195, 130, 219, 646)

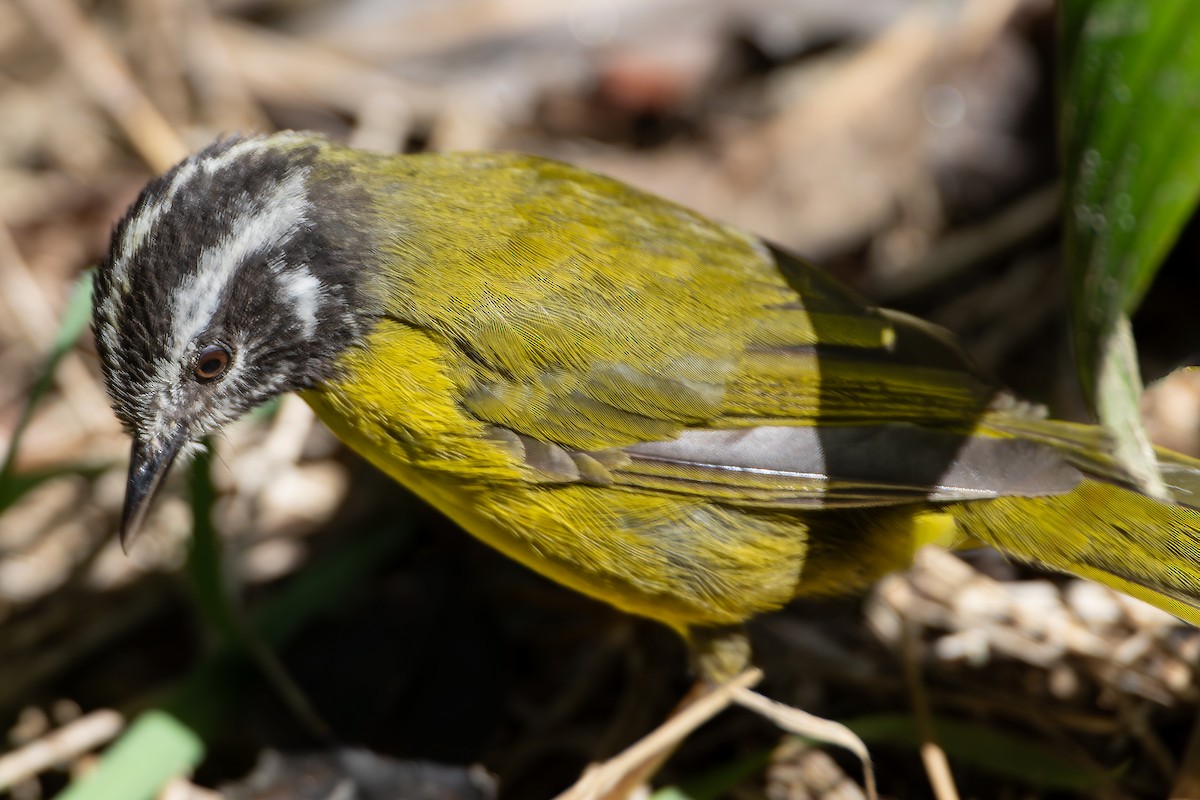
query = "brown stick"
(13, 0, 187, 172)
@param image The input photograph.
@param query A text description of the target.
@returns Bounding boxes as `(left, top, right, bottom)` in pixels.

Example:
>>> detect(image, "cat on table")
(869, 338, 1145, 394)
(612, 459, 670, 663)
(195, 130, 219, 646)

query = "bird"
(93, 130, 1200, 690)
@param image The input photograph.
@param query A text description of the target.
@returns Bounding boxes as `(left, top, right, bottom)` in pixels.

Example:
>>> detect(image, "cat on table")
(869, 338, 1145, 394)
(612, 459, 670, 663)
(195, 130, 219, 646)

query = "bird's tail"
(947, 416, 1200, 626)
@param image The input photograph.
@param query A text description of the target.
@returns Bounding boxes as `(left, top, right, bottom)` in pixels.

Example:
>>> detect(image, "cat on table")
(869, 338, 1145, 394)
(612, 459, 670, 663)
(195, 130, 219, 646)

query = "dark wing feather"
(389, 154, 1078, 507)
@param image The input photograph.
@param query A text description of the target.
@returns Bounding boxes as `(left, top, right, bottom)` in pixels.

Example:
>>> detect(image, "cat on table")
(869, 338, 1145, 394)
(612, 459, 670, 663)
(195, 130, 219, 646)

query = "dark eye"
(194, 344, 232, 383)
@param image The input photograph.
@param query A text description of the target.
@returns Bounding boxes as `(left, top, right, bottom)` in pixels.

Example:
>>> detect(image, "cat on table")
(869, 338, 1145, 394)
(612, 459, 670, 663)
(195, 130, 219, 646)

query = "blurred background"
(4, 0, 1200, 797)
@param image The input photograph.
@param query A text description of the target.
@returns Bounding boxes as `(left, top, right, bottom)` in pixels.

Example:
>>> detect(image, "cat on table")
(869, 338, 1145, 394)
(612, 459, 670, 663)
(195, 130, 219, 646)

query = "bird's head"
(93, 132, 379, 549)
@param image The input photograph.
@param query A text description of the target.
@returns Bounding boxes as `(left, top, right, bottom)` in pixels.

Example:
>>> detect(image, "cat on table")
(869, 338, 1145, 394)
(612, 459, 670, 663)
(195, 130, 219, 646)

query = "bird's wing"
(389, 155, 1081, 507)
(455, 248, 1082, 507)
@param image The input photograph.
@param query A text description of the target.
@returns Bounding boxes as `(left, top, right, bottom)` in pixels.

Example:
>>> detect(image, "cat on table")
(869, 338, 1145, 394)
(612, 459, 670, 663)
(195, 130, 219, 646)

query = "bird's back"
(302, 148, 1200, 632)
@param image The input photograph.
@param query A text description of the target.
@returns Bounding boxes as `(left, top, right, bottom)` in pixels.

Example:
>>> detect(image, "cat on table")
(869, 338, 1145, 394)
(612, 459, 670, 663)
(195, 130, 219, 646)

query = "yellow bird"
(93, 130, 1200, 683)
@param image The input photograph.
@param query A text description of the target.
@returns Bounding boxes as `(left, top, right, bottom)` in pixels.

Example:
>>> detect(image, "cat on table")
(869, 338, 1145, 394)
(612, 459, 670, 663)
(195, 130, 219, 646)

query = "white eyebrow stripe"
(199, 136, 273, 175)
(110, 159, 200, 293)
(170, 166, 312, 355)
(109, 137, 280, 292)
(277, 266, 322, 339)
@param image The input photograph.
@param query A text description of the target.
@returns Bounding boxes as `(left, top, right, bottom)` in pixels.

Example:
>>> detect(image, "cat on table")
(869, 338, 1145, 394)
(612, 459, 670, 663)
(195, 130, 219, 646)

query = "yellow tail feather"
(949, 479, 1200, 625)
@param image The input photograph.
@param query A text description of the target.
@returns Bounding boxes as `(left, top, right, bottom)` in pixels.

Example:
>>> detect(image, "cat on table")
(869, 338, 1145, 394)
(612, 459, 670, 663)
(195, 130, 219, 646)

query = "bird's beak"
(121, 429, 187, 552)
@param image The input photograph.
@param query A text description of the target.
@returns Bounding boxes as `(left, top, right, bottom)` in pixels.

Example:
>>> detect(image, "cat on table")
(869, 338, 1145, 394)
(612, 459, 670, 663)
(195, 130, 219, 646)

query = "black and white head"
(93, 132, 377, 548)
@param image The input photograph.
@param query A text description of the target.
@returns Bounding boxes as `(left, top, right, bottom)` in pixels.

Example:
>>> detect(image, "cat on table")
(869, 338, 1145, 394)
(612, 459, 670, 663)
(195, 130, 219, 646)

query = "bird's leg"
(693, 626, 878, 800)
(586, 625, 753, 797)
(551, 627, 766, 799)
(554, 667, 763, 800)
(555, 625, 876, 799)
(688, 623, 755, 684)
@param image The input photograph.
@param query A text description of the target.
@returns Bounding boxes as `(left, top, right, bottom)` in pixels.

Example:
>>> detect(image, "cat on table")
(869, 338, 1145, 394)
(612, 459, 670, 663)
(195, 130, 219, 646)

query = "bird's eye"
(194, 344, 232, 383)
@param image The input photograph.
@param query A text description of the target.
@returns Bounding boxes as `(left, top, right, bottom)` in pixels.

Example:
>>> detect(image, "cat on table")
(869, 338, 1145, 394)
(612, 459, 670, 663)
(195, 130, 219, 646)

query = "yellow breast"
(302, 319, 811, 630)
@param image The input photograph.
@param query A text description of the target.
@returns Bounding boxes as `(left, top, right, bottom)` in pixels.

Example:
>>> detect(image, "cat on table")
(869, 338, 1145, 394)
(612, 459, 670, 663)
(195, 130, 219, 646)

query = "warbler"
(94, 131, 1200, 680)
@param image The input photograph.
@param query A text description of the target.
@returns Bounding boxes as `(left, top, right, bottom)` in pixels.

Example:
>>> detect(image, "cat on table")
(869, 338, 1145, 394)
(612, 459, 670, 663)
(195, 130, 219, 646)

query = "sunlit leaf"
(1060, 1, 1200, 495)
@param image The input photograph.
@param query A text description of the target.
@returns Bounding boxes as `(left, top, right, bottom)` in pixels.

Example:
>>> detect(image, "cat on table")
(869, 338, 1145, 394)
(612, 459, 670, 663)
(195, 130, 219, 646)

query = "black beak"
(121, 430, 186, 552)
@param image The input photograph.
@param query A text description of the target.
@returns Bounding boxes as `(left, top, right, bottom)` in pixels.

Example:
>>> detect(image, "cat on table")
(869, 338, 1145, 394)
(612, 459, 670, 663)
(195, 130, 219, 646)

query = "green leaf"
(56, 523, 415, 800)
(51, 712, 204, 800)
(0, 463, 106, 515)
(844, 714, 1117, 792)
(183, 442, 240, 645)
(1060, 1, 1200, 495)
(650, 789, 695, 800)
(0, 271, 95, 501)
(654, 747, 774, 800)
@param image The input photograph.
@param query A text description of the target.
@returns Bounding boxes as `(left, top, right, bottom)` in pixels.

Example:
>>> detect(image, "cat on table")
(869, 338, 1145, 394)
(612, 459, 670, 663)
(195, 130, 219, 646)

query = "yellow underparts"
(300, 321, 989, 632)
(304, 322, 781, 629)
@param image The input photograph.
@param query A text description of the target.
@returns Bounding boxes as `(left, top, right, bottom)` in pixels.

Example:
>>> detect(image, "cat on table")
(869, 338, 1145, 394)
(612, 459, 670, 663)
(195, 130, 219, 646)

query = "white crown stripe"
(168, 165, 312, 356)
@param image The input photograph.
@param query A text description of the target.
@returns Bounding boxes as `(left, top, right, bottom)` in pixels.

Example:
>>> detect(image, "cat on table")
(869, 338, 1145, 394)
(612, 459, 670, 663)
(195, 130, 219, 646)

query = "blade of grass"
(0, 270, 96, 511)
(845, 714, 1117, 792)
(183, 442, 238, 643)
(0, 464, 106, 514)
(185, 442, 330, 738)
(651, 748, 774, 800)
(1059, 1, 1200, 495)
(55, 518, 414, 800)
